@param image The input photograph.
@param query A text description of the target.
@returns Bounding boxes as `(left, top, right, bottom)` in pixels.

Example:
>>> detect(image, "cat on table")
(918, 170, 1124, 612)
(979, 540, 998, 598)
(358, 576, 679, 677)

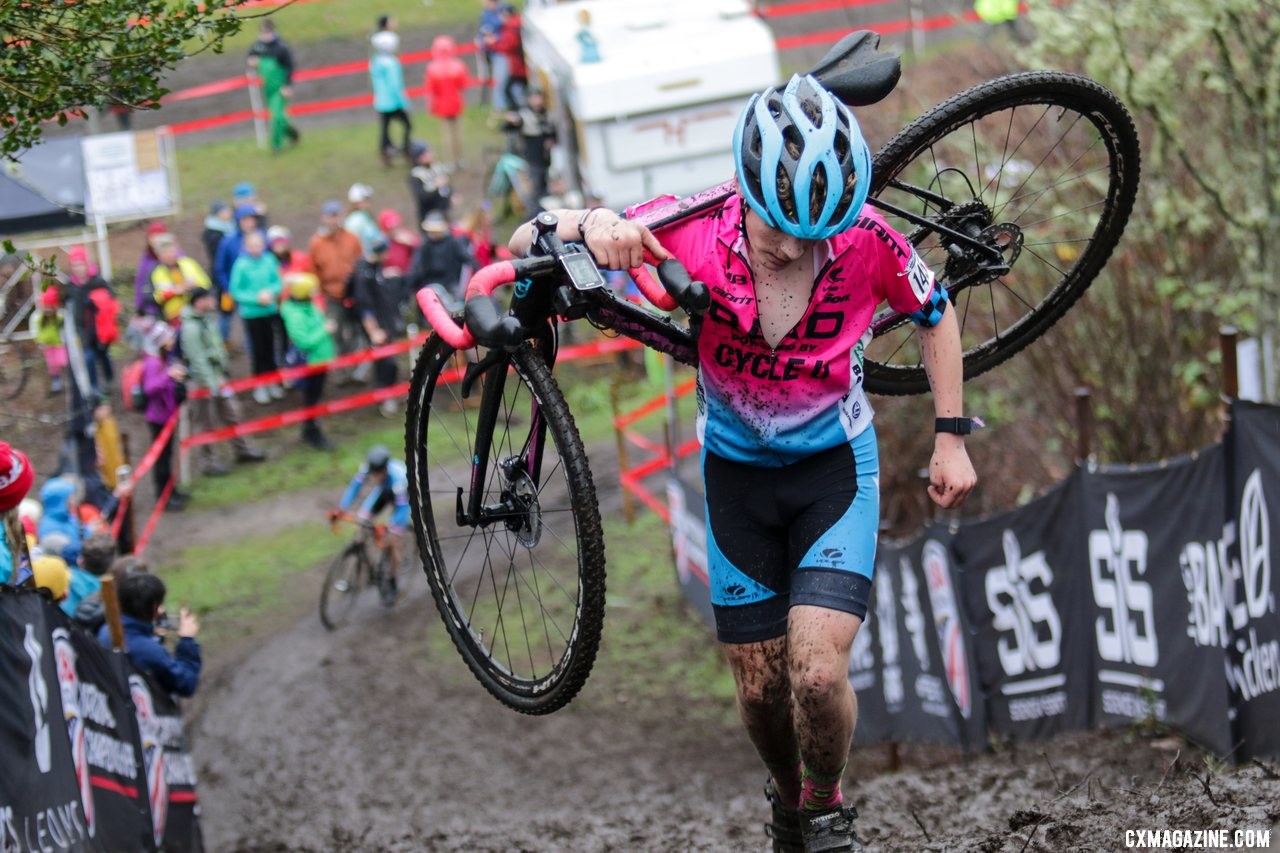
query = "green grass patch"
(156, 520, 335, 644)
(185, 356, 697, 510)
(209, 0, 481, 55)
(176, 107, 502, 226)
(593, 512, 737, 717)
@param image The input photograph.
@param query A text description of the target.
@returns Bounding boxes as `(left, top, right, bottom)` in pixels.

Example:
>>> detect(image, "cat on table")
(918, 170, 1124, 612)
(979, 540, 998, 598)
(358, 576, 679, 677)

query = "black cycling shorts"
(702, 427, 879, 644)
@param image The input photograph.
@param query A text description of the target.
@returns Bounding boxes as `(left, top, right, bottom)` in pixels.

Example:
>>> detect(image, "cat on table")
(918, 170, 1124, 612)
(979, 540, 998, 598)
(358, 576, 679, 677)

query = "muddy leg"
(723, 635, 802, 806)
(787, 605, 861, 795)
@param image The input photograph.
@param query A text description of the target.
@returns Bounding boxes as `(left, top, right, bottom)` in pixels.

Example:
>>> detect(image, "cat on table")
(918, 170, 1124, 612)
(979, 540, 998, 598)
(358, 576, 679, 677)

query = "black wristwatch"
(935, 416, 985, 435)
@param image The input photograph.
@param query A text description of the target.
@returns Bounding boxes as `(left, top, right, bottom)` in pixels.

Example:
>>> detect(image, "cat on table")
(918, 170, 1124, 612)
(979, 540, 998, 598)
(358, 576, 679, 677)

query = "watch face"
(560, 251, 605, 291)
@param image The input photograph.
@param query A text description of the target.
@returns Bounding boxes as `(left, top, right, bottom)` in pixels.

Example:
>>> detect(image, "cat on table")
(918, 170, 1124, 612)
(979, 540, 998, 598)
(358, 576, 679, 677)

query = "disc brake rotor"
(501, 464, 542, 548)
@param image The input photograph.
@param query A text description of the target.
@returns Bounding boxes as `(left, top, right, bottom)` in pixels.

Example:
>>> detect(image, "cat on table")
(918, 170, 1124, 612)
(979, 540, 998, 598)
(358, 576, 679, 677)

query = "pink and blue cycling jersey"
(630, 192, 946, 467)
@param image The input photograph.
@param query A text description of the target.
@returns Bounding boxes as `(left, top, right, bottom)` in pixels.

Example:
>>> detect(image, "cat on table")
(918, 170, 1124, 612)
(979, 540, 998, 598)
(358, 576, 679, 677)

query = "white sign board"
(81, 129, 179, 223)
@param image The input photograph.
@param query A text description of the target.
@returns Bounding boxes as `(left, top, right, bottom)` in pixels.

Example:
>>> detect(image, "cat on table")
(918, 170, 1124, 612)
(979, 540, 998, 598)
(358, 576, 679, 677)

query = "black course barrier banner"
(918, 525, 987, 750)
(953, 473, 1091, 740)
(65, 628, 156, 851)
(129, 673, 203, 852)
(1227, 402, 1280, 761)
(0, 589, 97, 852)
(1082, 448, 1233, 755)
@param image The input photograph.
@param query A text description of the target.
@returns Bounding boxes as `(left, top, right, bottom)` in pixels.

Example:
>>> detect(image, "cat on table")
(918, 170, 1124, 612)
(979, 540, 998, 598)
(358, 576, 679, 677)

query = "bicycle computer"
(558, 249, 606, 291)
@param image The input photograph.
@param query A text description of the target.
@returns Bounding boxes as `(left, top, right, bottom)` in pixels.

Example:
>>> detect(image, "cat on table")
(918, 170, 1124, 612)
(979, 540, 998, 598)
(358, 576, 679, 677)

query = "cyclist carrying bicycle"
(332, 445, 409, 604)
(510, 74, 977, 852)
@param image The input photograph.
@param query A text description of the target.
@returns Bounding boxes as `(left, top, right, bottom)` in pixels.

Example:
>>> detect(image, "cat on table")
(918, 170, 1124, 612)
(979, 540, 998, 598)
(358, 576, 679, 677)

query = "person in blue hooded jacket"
(370, 30, 412, 165)
(36, 476, 88, 563)
(99, 572, 202, 698)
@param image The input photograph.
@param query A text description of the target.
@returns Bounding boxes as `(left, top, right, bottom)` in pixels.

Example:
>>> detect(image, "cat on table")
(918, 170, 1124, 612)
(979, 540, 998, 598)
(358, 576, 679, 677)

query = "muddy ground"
(188, 544, 1280, 852)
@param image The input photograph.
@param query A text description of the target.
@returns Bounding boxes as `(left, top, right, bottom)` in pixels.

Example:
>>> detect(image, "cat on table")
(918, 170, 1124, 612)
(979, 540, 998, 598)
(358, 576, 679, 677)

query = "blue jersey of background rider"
(339, 458, 410, 531)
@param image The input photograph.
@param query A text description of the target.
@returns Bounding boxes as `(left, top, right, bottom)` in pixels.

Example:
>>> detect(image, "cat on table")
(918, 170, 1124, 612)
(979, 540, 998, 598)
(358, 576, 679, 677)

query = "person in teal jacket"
(280, 272, 336, 450)
(370, 30, 412, 166)
(228, 231, 285, 403)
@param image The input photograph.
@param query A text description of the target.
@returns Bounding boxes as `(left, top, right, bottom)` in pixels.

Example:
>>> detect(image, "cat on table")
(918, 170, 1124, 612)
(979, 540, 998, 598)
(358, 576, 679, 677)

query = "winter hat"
(233, 182, 256, 201)
(40, 286, 60, 310)
(377, 209, 403, 231)
(322, 199, 344, 217)
(0, 441, 34, 512)
(267, 225, 292, 246)
(209, 199, 231, 216)
(18, 497, 42, 526)
(66, 246, 90, 267)
(285, 272, 319, 301)
(234, 204, 259, 222)
(146, 221, 169, 238)
(348, 183, 374, 204)
(371, 31, 399, 53)
(33, 555, 71, 601)
(409, 140, 432, 162)
(422, 212, 449, 234)
(188, 285, 214, 306)
(142, 321, 175, 355)
(432, 35, 457, 58)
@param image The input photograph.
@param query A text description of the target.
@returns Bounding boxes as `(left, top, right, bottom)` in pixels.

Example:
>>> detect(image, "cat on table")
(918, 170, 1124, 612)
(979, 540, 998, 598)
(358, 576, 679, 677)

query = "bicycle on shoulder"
(405, 30, 1140, 715)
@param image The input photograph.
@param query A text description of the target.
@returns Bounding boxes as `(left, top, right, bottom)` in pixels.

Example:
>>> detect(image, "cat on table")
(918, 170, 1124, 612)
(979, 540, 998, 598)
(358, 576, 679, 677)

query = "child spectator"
(180, 286, 266, 475)
(150, 234, 212, 325)
(37, 475, 87, 565)
(229, 231, 285, 404)
(213, 205, 267, 317)
(61, 531, 114, 617)
(309, 200, 363, 366)
(100, 572, 202, 698)
(370, 30, 412, 166)
(377, 209, 420, 280)
(280, 272, 336, 450)
(425, 35, 469, 169)
(408, 212, 475, 312)
(267, 225, 312, 277)
(0, 440, 35, 585)
(460, 203, 496, 268)
(134, 222, 169, 317)
(201, 200, 235, 270)
(32, 553, 71, 604)
(66, 246, 119, 394)
(33, 284, 67, 395)
(407, 141, 453, 224)
(139, 320, 190, 510)
(350, 238, 403, 417)
(344, 183, 386, 255)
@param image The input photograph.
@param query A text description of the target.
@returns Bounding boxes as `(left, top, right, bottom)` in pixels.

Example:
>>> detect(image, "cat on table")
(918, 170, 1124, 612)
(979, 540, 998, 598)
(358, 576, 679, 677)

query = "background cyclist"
(333, 445, 410, 603)
(510, 74, 977, 852)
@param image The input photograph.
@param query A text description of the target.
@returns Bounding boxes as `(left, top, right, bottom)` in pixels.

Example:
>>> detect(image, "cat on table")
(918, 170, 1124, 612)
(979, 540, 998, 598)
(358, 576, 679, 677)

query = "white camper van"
(521, 0, 780, 209)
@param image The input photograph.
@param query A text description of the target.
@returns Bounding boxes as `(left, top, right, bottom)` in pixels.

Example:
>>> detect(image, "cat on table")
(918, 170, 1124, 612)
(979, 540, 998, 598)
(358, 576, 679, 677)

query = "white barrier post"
(246, 76, 268, 150)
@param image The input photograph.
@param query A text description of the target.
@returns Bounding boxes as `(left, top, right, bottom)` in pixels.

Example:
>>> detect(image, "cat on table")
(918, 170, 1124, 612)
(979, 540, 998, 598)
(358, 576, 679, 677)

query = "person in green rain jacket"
(279, 272, 335, 449)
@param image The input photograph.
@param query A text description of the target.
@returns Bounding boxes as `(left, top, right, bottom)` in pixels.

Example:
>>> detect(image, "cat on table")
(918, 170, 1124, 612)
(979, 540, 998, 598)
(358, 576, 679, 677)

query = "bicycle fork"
(454, 348, 549, 543)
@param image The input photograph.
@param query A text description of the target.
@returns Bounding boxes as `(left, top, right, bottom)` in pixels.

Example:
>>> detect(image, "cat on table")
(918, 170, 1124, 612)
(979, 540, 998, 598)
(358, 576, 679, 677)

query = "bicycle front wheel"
(865, 72, 1141, 395)
(319, 544, 365, 631)
(405, 336, 605, 715)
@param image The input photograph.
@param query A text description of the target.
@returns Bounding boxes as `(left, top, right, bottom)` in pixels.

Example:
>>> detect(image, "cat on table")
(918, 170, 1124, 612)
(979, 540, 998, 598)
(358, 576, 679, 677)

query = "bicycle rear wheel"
(319, 544, 365, 631)
(0, 339, 33, 401)
(405, 335, 606, 715)
(864, 72, 1141, 395)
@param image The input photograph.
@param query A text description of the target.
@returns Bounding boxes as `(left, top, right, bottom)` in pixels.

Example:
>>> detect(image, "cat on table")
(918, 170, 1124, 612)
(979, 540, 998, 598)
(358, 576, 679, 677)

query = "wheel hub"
(499, 461, 542, 548)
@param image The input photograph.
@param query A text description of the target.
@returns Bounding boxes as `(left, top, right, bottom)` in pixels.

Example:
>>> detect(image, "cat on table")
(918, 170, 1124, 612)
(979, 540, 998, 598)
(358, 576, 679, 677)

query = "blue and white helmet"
(732, 74, 872, 240)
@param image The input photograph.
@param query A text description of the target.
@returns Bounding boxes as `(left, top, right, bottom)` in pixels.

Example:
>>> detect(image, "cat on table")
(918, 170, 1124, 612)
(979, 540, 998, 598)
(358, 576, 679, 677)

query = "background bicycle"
(319, 510, 417, 631)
